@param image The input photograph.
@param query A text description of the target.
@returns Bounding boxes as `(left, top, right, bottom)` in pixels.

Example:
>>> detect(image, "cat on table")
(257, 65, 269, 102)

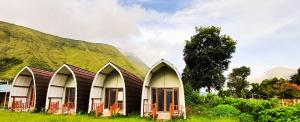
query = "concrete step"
(102, 109, 111, 117)
(157, 112, 171, 120)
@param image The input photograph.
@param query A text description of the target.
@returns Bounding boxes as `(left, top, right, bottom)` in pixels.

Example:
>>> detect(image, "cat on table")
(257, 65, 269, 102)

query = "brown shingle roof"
(65, 64, 95, 80)
(110, 62, 143, 85)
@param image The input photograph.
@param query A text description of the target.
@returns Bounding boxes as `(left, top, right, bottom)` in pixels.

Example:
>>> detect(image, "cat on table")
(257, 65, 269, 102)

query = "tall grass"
(0, 110, 239, 122)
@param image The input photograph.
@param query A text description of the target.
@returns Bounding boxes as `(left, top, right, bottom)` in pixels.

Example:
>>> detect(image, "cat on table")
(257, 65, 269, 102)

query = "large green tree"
(183, 26, 236, 92)
(227, 66, 251, 97)
(260, 78, 289, 98)
(290, 68, 300, 85)
(250, 83, 263, 98)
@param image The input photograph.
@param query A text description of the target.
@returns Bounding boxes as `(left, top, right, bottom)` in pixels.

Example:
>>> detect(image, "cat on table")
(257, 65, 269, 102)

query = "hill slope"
(0, 21, 148, 80)
(249, 67, 297, 83)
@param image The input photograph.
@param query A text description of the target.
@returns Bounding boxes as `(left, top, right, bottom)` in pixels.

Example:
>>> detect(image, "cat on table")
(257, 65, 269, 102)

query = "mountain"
(0, 21, 148, 80)
(249, 67, 297, 83)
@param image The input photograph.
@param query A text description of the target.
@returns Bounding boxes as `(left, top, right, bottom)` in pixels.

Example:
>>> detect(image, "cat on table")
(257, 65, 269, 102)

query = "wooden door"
(152, 88, 179, 112)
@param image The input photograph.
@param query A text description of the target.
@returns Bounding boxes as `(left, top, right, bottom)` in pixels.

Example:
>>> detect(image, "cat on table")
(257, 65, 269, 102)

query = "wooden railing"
(62, 102, 75, 114)
(143, 103, 156, 113)
(281, 99, 300, 106)
(152, 103, 157, 121)
(170, 103, 174, 120)
(91, 103, 104, 116)
(109, 102, 123, 116)
(11, 96, 34, 111)
(110, 103, 118, 116)
(173, 105, 183, 114)
(12, 101, 28, 111)
(48, 101, 60, 114)
(143, 103, 157, 120)
(170, 104, 184, 120)
(144, 103, 183, 120)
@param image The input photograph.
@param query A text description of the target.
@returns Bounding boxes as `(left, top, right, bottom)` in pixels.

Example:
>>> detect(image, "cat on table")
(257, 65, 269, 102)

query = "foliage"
(290, 68, 300, 85)
(0, 21, 148, 80)
(189, 92, 280, 119)
(182, 26, 236, 92)
(239, 113, 254, 122)
(260, 78, 297, 99)
(0, 57, 22, 75)
(227, 66, 251, 97)
(250, 83, 263, 98)
(212, 105, 241, 117)
(258, 104, 300, 122)
(218, 89, 236, 97)
(184, 82, 200, 105)
(28, 57, 53, 71)
(249, 78, 300, 99)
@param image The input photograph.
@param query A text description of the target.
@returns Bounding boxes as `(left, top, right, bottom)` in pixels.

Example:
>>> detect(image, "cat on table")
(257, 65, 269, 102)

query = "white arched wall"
(45, 65, 77, 112)
(88, 63, 126, 115)
(8, 67, 37, 108)
(140, 60, 186, 119)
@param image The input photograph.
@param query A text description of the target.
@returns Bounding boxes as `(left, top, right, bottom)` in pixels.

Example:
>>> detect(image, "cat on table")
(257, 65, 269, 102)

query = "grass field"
(0, 110, 239, 122)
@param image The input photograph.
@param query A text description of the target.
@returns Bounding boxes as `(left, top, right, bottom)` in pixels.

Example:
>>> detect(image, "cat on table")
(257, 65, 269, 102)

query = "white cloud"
(0, 0, 145, 42)
(0, 0, 299, 79)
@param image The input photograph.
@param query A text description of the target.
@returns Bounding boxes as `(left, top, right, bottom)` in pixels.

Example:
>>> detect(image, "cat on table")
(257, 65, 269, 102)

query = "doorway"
(65, 88, 75, 103)
(104, 88, 123, 109)
(152, 88, 178, 112)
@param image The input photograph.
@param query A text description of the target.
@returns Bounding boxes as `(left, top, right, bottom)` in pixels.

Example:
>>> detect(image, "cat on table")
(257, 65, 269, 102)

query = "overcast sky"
(0, 0, 300, 79)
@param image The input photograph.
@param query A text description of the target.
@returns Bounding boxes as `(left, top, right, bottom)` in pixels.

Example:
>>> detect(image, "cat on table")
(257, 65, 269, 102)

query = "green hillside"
(0, 21, 148, 80)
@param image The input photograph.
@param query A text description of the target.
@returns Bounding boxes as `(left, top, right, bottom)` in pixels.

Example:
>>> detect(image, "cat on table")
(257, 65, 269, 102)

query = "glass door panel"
(105, 89, 109, 109)
(109, 89, 116, 107)
(151, 88, 179, 112)
(157, 88, 164, 111)
(166, 89, 173, 111)
(152, 89, 156, 104)
(65, 88, 75, 103)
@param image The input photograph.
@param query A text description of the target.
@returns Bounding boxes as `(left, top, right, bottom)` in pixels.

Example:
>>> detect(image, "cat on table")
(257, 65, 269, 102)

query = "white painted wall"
(13, 76, 32, 86)
(65, 76, 75, 87)
(103, 71, 123, 88)
(52, 74, 68, 86)
(148, 67, 180, 88)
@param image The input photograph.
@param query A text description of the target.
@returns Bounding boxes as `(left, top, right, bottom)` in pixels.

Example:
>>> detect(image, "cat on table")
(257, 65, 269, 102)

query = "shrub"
(185, 83, 202, 105)
(206, 93, 223, 107)
(239, 113, 254, 122)
(258, 104, 300, 122)
(212, 105, 241, 117)
(223, 97, 276, 118)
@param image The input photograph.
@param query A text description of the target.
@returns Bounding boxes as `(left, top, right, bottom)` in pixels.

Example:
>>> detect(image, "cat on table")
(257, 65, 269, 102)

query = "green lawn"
(0, 110, 239, 122)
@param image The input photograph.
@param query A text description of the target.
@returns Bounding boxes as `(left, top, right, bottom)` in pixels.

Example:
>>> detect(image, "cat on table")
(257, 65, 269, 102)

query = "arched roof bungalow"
(141, 59, 186, 120)
(9, 66, 53, 112)
(88, 62, 143, 116)
(45, 64, 95, 114)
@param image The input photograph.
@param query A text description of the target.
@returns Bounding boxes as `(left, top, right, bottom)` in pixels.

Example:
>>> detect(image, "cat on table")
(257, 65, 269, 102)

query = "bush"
(239, 113, 254, 122)
(206, 93, 223, 107)
(185, 83, 202, 105)
(212, 105, 241, 117)
(223, 97, 276, 118)
(258, 104, 300, 122)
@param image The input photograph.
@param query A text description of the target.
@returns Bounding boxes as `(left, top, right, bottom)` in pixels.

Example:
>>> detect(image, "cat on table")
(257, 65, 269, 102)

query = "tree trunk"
(207, 86, 211, 93)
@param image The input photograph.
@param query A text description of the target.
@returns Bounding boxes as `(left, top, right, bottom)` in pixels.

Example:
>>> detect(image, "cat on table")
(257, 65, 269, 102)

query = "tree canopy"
(227, 66, 251, 97)
(182, 26, 236, 92)
(290, 68, 300, 85)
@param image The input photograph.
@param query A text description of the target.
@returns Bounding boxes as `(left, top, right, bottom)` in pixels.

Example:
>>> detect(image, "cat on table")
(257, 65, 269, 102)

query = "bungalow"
(88, 62, 143, 116)
(45, 64, 95, 114)
(140, 59, 186, 120)
(8, 66, 53, 112)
